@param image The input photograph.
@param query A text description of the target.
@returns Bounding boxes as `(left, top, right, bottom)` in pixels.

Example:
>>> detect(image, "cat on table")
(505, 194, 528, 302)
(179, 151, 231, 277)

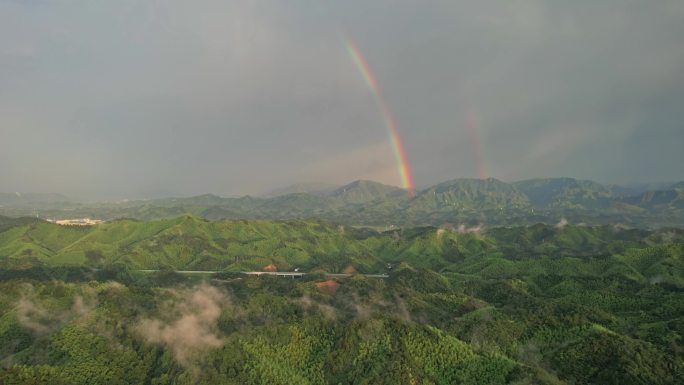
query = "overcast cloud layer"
(1, 0, 683, 199)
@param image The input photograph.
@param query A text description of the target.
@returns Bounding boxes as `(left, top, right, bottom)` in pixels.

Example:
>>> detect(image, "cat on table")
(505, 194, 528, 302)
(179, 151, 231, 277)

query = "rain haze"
(1, 0, 683, 199)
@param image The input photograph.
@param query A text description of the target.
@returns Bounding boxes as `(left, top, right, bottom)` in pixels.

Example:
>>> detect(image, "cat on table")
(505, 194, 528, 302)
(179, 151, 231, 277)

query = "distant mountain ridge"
(620, 189, 684, 209)
(415, 178, 529, 210)
(1, 177, 684, 228)
(513, 178, 613, 209)
(265, 182, 340, 197)
(329, 180, 406, 203)
(0, 192, 71, 206)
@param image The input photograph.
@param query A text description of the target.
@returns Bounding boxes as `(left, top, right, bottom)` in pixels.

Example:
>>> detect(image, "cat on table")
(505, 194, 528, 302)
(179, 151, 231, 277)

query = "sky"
(1, 0, 683, 199)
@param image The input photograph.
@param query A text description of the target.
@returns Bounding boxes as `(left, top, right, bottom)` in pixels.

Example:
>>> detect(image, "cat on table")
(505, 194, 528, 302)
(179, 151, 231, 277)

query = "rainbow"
(344, 37, 416, 195)
(465, 108, 488, 179)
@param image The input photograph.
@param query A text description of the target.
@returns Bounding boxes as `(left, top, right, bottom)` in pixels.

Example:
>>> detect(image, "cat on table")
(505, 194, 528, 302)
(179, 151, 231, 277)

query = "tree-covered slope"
(413, 178, 530, 211)
(513, 177, 613, 209)
(621, 189, 684, 209)
(1, 216, 682, 276)
(0, 217, 388, 272)
(0, 233, 681, 384)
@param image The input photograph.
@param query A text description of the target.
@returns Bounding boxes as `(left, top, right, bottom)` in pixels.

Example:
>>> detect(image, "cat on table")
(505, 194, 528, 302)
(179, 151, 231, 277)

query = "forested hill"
(2, 177, 683, 228)
(1, 215, 683, 276)
(0, 216, 682, 384)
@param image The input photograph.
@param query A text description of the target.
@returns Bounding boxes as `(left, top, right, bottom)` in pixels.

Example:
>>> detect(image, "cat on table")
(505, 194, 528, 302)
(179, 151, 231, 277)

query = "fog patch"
(296, 290, 412, 322)
(296, 295, 337, 321)
(439, 223, 484, 235)
(103, 281, 125, 290)
(657, 231, 676, 243)
(555, 218, 569, 228)
(350, 292, 409, 321)
(353, 301, 372, 320)
(394, 294, 412, 322)
(136, 284, 227, 368)
(649, 275, 663, 284)
(14, 284, 97, 335)
(456, 224, 483, 234)
(15, 296, 52, 334)
(71, 295, 97, 317)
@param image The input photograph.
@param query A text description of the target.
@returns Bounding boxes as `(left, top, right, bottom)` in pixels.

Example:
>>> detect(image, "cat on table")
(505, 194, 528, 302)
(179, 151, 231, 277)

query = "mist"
(1, 0, 683, 199)
(136, 285, 227, 368)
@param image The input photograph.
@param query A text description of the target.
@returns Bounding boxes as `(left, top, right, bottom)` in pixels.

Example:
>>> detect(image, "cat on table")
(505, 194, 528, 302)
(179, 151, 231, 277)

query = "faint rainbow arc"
(466, 108, 488, 179)
(344, 38, 416, 195)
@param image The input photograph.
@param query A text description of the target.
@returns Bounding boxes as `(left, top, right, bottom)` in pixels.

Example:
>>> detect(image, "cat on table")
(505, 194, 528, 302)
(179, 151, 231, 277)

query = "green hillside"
(413, 178, 530, 211)
(513, 177, 613, 209)
(0, 217, 384, 272)
(622, 189, 684, 209)
(1, 216, 682, 276)
(0, 216, 681, 384)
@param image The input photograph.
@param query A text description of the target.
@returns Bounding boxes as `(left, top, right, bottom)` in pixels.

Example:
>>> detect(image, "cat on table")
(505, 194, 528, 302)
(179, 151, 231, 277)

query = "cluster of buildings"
(46, 218, 104, 226)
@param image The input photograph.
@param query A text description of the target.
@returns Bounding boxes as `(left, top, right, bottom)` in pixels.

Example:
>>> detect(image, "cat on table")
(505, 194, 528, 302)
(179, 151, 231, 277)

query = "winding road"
(136, 270, 389, 278)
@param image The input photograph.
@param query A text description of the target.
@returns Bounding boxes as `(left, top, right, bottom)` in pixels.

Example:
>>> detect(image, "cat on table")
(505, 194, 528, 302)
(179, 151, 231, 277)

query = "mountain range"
(1, 177, 683, 228)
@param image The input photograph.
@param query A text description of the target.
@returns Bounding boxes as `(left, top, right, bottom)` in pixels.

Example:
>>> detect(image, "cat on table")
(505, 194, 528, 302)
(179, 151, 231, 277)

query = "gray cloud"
(1, 0, 683, 198)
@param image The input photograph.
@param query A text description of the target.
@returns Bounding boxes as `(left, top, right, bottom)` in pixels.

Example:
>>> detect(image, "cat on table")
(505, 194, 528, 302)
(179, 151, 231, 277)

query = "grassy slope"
(0, 217, 385, 272)
(1, 217, 682, 282)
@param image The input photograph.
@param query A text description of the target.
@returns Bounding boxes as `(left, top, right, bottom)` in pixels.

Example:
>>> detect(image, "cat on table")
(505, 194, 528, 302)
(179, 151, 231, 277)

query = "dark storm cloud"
(1, 0, 682, 198)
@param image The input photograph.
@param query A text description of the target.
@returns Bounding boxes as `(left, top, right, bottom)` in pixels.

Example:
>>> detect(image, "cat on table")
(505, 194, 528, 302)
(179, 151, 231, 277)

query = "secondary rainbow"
(344, 37, 416, 195)
(465, 108, 488, 179)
